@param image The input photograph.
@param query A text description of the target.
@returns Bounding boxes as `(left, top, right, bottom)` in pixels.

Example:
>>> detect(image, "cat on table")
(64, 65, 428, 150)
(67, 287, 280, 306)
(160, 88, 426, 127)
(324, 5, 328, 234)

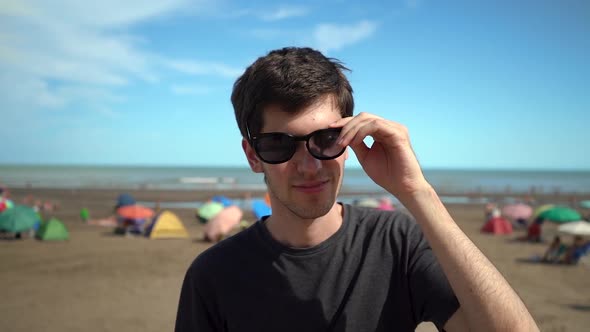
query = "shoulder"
(343, 204, 426, 254)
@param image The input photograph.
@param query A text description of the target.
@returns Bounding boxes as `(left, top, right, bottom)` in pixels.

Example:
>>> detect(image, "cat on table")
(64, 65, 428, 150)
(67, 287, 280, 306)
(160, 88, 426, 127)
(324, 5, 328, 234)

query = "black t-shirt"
(175, 204, 459, 332)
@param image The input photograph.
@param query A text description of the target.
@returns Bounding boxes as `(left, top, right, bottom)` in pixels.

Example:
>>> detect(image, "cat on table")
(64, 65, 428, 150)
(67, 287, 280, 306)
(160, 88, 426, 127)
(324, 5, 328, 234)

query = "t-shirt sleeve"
(404, 218, 460, 331)
(175, 264, 219, 332)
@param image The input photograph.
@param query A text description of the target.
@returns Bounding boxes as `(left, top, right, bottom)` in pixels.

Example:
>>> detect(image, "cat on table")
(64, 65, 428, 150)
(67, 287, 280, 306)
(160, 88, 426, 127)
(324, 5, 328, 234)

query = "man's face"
(243, 95, 348, 220)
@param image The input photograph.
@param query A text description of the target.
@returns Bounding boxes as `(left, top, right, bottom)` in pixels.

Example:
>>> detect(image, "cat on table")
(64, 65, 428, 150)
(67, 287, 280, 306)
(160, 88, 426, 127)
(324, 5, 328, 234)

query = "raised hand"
(330, 112, 430, 200)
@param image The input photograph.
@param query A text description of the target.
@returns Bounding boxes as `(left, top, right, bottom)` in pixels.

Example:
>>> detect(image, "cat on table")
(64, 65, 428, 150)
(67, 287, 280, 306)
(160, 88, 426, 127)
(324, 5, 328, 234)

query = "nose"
(294, 142, 322, 175)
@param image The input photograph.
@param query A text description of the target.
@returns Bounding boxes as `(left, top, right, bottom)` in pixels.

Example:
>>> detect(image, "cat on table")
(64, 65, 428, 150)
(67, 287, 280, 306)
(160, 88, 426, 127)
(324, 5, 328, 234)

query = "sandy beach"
(1, 187, 589, 332)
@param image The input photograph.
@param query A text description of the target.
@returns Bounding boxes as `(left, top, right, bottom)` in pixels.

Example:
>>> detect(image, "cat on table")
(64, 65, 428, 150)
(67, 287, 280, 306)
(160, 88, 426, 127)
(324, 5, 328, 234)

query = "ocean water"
(1, 165, 589, 195)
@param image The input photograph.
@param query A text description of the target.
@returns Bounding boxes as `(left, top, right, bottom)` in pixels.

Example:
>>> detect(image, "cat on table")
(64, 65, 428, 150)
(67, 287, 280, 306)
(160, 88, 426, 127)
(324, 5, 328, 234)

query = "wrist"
(395, 181, 436, 206)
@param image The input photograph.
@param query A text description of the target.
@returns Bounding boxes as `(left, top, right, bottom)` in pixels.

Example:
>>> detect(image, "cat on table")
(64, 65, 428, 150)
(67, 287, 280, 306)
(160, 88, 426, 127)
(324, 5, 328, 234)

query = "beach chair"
(571, 242, 590, 265)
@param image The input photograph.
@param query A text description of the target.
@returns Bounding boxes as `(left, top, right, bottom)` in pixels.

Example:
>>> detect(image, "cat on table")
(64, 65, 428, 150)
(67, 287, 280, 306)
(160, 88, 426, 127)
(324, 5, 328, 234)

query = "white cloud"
(260, 6, 308, 21)
(170, 84, 212, 95)
(163, 59, 244, 78)
(313, 20, 378, 53)
(225, 5, 308, 21)
(0, 0, 194, 27)
(0, 71, 123, 112)
(405, 0, 422, 9)
(0, 0, 237, 116)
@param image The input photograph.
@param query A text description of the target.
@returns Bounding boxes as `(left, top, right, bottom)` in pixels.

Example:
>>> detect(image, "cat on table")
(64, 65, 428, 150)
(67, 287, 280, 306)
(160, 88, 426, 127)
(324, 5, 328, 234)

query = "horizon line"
(0, 163, 589, 172)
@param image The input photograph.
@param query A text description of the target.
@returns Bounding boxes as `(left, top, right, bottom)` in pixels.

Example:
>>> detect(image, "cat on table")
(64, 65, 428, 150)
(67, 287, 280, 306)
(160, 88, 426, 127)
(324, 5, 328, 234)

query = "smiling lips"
(293, 180, 329, 193)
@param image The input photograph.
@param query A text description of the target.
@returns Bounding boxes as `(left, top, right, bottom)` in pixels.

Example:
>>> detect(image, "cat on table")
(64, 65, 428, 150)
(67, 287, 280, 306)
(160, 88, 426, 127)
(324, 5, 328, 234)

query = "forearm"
(400, 185, 538, 331)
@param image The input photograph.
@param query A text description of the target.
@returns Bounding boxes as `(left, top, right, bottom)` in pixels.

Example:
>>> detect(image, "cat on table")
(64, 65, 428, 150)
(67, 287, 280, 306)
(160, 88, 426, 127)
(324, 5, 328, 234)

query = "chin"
(288, 200, 335, 220)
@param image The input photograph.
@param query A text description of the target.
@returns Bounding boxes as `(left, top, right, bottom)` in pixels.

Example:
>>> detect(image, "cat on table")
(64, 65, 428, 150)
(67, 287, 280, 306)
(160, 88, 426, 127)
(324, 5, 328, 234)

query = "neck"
(265, 203, 343, 249)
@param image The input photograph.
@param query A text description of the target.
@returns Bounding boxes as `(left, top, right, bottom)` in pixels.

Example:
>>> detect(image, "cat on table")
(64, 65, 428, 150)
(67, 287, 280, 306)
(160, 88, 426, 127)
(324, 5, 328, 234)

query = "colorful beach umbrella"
(211, 195, 233, 207)
(558, 221, 590, 236)
(197, 202, 224, 223)
(116, 205, 154, 220)
(355, 198, 380, 208)
(115, 193, 136, 208)
(204, 206, 243, 242)
(0, 205, 39, 233)
(0, 198, 13, 212)
(378, 197, 396, 211)
(502, 203, 533, 220)
(533, 204, 555, 218)
(538, 207, 582, 224)
(580, 200, 590, 209)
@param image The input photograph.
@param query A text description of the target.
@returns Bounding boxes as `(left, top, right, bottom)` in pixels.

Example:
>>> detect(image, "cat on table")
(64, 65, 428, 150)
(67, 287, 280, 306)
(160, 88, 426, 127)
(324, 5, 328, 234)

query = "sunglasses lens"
(308, 128, 344, 159)
(255, 134, 295, 163)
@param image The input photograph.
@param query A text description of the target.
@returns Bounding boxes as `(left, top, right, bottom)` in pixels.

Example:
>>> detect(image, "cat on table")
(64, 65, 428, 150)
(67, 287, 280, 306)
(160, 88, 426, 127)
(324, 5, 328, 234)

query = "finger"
(338, 117, 378, 147)
(357, 119, 409, 150)
(330, 112, 376, 129)
(347, 119, 383, 147)
(329, 116, 354, 127)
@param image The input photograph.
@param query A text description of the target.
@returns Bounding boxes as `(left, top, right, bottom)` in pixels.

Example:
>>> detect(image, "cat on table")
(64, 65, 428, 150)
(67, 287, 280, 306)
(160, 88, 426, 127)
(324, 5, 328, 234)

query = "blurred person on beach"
(176, 47, 538, 331)
(484, 202, 498, 222)
(0, 184, 7, 199)
(561, 236, 590, 265)
(542, 236, 566, 263)
(518, 217, 543, 243)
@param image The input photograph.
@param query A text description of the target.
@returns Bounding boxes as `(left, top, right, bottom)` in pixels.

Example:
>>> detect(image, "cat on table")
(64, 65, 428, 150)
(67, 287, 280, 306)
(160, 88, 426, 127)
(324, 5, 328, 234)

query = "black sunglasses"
(250, 128, 345, 164)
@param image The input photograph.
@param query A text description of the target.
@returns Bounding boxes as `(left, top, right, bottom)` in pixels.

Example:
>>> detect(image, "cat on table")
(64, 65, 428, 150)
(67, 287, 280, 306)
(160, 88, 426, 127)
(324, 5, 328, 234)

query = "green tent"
(36, 218, 69, 241)
(0, 205, 39, 233)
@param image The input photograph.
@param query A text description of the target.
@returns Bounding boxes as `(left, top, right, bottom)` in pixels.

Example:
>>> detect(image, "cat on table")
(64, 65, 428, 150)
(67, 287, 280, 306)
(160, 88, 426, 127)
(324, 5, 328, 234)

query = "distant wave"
(179, 177, 237, 184)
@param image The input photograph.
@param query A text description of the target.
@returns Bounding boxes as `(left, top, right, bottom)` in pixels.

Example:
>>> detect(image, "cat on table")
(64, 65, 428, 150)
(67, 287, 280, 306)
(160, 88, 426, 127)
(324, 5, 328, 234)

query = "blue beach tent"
(211, 195, 233, 207)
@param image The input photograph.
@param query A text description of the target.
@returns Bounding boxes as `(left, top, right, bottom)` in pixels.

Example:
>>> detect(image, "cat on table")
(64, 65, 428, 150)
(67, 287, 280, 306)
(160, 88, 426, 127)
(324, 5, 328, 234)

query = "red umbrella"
(502, 203, 533, 220)
(116, 205, 154, 220)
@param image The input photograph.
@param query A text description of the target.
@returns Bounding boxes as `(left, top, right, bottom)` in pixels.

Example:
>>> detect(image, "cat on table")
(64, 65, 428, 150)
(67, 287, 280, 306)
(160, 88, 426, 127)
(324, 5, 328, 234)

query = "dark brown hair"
(231, 47, 354, 139)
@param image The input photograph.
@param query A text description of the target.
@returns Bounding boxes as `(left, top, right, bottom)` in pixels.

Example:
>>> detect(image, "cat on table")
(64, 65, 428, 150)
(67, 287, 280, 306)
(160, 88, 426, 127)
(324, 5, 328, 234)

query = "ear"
(242, 138, 264, 173)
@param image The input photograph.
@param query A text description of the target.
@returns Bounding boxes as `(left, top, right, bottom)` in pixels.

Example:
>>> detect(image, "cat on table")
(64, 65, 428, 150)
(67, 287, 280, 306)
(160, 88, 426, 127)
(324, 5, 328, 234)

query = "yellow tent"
(146, 210, 189, 239)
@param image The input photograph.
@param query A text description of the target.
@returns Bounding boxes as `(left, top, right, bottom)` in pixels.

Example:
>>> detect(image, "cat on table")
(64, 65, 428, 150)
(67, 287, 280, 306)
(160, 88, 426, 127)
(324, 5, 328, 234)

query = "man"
(175, 47, 539, 331)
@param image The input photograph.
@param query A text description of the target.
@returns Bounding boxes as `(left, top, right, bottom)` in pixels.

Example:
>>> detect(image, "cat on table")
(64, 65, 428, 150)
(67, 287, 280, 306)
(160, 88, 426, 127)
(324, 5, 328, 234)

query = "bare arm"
(332, 112, 539, 331)
(401, 186, 537, 331)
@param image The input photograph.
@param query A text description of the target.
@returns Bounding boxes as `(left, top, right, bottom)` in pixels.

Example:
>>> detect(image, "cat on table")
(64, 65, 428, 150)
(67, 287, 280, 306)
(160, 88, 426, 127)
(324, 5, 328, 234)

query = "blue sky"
(1, 0, 588, 170)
